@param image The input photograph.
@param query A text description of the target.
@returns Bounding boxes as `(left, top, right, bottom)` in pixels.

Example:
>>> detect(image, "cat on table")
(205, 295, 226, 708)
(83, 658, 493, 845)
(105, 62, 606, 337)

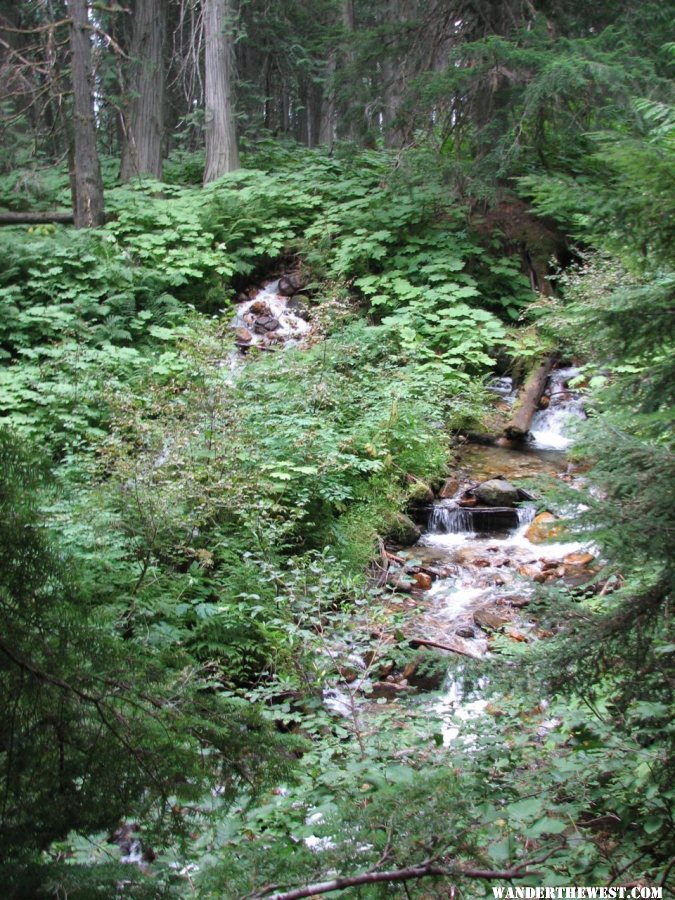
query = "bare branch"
(253, 861, 542, 900)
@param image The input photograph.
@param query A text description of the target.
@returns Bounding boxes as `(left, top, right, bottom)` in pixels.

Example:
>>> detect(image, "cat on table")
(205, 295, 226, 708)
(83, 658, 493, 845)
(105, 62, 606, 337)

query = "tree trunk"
(67, 0, 105, 227)
(338, 0, 358, 140)
(317, 49, 337, 145)
(120, 0, 166, 181)
(203, 0, 239, 183)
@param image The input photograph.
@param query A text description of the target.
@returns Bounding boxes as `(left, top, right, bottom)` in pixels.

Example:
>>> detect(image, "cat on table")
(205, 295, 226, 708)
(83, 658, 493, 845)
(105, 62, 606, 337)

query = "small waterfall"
(428, 504, 475, 534)
(488, 376, 517, 406)
(517, 506, 536, 526)
(529, 367, 585, 450)
(429, 503, 535, 535)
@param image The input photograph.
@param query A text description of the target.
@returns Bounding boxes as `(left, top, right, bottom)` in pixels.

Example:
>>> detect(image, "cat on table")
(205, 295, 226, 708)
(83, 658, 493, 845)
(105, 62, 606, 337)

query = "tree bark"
(120, 0, 166, 181)
(503, 357, 556, 441)
(203, 0, 239, 183)
(67, 0, 105, 227)
(317, 48, 337, 146)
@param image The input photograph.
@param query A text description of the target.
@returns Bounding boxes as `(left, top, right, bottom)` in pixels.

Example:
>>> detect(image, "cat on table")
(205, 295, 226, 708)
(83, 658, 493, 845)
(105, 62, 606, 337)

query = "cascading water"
(529, 367, 585, 450)
(223, 278, 313, 375)
(370, 369, 587, 744)
(231, 279, 311, 346)
(427, 503, 475, 534)
(319, 369, 589, 755)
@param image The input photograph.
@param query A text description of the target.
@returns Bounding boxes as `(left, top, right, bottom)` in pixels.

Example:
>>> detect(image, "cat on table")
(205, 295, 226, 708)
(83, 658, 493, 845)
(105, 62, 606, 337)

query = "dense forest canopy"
(0, 1, 673, 897)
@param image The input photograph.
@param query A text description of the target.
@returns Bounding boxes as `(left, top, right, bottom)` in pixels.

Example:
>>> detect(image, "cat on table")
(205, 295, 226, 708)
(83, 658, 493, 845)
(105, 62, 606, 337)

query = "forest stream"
(228, 280, 592, 750)
(323, 368, 592, 746)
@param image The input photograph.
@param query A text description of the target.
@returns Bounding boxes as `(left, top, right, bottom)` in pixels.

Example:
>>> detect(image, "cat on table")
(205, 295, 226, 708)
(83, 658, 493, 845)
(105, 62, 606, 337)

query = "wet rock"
(438, 477, 461, 499)
(287, 296, 311, 320)
(473, 558, 491, 568)
(458, 496, 477, 507)
(473, 606, 514, 631)
(473, 478, 520, 507)
(235, 326, 253, 343)
(407, 480, 435, 505)
(505, 628, 528, 642)
(249, 299, 271, 316)
(423, 563, 457, 579)
(235, 291, 249, 304)
(369, 681, 413, 700)
(544, 567, 565, 582)
(384, 512, 421, 547)
(378, 660, 395, 679)
(254, 315, 281, 334)
(525, 511, 563, 544)
(455, 626, 476, 639)
(338, 666, 358, 684)
(517, 487, 537, 501)
(508, 595, 531, 608)
(518, 564, 546, 583)
(563, 551, 595, 567)
(562, 572, 595, 587)
(278, 273, 305, 296)
(385, 570, 413, 592)
(402, 655, 447, 691)
(413, 572, 433, 591)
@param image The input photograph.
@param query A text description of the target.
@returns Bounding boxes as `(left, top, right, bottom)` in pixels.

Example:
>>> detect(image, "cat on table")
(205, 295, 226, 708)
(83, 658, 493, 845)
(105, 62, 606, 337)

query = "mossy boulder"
(406, 480, 435, 505)
(383, 512, 421, 547)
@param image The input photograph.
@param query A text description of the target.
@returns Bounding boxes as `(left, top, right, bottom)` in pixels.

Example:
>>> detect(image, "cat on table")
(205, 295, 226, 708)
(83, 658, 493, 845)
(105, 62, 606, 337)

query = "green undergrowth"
(3, 131, 672, 896)
(0, 145, 540, 455)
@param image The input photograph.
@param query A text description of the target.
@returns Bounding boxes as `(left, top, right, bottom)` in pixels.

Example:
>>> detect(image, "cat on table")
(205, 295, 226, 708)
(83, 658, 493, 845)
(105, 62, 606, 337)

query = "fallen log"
(0, 210, 74, 225)
(263, 861, 540, 900)
(409, 637, 476, 658)
(457, 431, 523, 449)
(503, 356, 556, 441)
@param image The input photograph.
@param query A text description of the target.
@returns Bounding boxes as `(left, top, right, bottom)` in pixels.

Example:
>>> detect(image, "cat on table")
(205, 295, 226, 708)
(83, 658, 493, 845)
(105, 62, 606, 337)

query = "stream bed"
(326, 369, 591, 743)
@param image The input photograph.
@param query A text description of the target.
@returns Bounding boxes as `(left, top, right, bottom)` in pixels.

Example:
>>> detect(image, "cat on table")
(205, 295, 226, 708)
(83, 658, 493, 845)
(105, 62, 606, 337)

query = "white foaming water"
(428, 583, 486, 617)
(529, 367, 585, 450)
(488, 376, 518, 405)
(232, 279, 311, 345)
(427, 502, 475, 534)
(434, 673, 490, 746)
(120, 840, 144, 865)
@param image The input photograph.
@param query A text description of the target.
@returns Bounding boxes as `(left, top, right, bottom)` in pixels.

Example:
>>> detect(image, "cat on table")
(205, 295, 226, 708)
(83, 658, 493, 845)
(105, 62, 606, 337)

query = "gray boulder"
(473, 478, 520, 508)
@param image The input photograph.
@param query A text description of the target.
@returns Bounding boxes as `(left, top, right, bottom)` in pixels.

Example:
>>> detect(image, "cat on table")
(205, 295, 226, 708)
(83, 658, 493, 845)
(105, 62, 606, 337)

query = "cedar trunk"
(67, 0, 105, 227)
(120, 0, 166, 181)
(203, 0, 239, 183)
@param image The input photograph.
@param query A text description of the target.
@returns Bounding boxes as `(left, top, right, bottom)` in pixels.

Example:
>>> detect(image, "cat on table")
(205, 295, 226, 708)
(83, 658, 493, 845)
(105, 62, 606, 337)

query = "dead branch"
(409, 637, 476, 658)
(256, 860, 541, 899)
